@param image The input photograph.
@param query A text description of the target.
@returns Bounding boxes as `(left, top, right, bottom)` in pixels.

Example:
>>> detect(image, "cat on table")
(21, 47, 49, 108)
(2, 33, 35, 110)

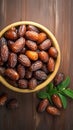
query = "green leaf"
(46, 82, 53, 93)
(57, 77, 70, 90)
(58, 93, 67, 109)
(47, 95, 53, 104)
(62, 88, 73, 99)
(49, 88, 58, 96)
(37, 91, 48, 99)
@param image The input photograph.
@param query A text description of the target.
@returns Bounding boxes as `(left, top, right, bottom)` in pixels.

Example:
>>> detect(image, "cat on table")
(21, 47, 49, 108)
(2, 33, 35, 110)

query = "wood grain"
(0, 0, 73, 130)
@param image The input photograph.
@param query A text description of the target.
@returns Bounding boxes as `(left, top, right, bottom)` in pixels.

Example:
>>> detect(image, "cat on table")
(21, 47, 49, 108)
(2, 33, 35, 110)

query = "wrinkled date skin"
(18, 54, 31, 67)
(53, 73, 64, 86)
(5, 68, 19, 80)
(18, 25, 26, 37)
(38, 51, 49, 63)
(34, 70, 47, 81)
(9, 37, 25, 53)
(1, 44, 9, 62)
(38, 99, 49, 112)
(27, 25, 39, 33)
(0, 24, 58, 90)
(28, 78, 37, 89)
(25, 31, 39, 41)
(17, 64, 25, 79)
(30, 61, 43, 71)
(39, 39, 51, 50)
(8, 53, 17, 68)
(18, 79, 28, 89)
(25, 40, 37, 51)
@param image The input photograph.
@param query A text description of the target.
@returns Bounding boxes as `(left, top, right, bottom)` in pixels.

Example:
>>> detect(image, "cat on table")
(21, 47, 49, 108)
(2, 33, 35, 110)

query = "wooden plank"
(21, 0, 55, 34)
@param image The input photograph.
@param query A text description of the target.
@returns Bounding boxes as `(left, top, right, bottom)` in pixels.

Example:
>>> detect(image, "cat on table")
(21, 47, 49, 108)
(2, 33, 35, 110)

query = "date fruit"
(53, 73, 64, 86)
(5, 68, 19, 80)
(38, 99, 49, 112)
(34, 70, 47, 80)
(1, 44, 9, 62)
(18, 25, 26, 37)
(52, 94, 62, 108)
(48, 47, 58, 58)
(38, 32, 47, 44)
(18, 79, 28, 89)
(17, 64, 25, 79)
(28, 78, 37, 89)
(38, 51, 49, 63)
(9, 37, 25, 53)
(25, 40, 37, 51)
(5, 28, 18, 40)
(25, 51, 38, 61)
(39, 39, 51, 50)
(46, 106, 60, 116)
(27, 25, 39, 33)
(26, 31, 39, 41)
(30, 60, 43, 71)
(0, 67, 5, 76)
(47, 57, 55, 72)
(18, 54, 31, 67)
(8, 53, 17, 68)
(25, 69, 32, 79)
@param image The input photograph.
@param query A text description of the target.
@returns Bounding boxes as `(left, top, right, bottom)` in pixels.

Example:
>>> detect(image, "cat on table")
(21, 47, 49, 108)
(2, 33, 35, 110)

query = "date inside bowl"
(0, 21, 60, 93)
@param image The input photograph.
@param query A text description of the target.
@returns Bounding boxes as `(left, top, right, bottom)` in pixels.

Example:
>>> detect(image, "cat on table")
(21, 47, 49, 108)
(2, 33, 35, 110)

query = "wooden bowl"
(0, 21, 61, 93)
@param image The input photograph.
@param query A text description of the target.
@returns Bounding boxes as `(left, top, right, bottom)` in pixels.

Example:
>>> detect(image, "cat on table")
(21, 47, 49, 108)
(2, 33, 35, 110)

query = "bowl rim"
(0, 21, 61, 93)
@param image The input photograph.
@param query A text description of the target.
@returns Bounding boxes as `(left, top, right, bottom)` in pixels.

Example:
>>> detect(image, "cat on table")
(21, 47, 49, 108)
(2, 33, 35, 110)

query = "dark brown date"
(27, 25, 39, 33)
(18, 54, 31, 67)
(53, 73, 64, 86)
(0, 37, 7, 46)
(34, 70, 47, 81)
(9, 37, 25, 53)
(0, 67, 5, 76)
(8, 53, 17, 68)
(18, 79, 28, 89)
(28, 78, 37, 89)
(38, 99, 49, 112)
(30, 60, 43, 71)
(25, 69, 32, 79)
(18, 25, 26, 37)
(17, 64, 25, 79)
(1, 44, 9, 62)
(39, 39, 51, 50)
(25, 40, 37, 51)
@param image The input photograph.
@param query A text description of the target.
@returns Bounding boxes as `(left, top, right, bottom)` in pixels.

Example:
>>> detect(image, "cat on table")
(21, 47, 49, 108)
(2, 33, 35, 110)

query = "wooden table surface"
(0, 0, 73, 130)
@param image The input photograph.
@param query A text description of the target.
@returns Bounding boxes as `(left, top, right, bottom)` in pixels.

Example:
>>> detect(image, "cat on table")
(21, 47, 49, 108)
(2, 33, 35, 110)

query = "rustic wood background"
(0, 0, 73, 130)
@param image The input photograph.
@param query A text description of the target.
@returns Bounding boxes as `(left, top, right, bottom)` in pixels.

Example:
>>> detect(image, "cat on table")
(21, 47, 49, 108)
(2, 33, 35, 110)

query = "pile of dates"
(0, 24, 58, 89)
